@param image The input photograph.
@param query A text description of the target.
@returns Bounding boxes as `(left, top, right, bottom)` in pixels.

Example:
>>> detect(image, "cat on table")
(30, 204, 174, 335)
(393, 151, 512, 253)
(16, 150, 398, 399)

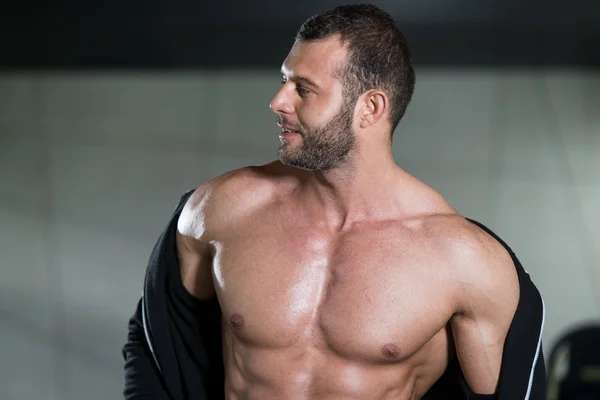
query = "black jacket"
(123, 190, 547, 399)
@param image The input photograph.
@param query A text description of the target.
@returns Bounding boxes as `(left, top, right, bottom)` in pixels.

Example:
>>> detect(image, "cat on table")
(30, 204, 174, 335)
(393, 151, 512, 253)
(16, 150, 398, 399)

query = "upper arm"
(174, 164, 280, 301)
(176, 184, 217, 300)
(174, 166, 273, 300)
(449, 225, 520, 395)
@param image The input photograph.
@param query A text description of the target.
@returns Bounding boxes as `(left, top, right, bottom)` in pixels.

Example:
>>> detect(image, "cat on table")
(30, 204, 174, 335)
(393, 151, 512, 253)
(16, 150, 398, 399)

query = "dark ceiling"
(2, 0, 599, 69)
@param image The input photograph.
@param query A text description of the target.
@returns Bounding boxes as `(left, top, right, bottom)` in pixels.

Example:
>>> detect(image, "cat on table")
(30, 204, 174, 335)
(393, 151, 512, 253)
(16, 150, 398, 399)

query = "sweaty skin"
(176, 163, 520, 400)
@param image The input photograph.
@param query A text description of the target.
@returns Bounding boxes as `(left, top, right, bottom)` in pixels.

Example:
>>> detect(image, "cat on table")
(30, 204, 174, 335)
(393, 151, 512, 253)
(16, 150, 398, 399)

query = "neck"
(302, 139, 404, 229)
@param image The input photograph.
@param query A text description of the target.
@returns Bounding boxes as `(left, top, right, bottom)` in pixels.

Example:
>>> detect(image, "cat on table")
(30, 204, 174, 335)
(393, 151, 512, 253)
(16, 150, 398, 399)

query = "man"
(123, 4, 546, 399)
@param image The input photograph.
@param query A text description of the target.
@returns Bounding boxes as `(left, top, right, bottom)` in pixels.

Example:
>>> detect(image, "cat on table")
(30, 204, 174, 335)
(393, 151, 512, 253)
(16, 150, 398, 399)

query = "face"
(270, 37, 357, 171)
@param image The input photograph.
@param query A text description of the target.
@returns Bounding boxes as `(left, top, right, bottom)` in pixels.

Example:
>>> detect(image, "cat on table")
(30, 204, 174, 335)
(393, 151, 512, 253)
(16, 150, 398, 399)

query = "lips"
(277, 120, 302, 135)
(279, 127, 301, 142)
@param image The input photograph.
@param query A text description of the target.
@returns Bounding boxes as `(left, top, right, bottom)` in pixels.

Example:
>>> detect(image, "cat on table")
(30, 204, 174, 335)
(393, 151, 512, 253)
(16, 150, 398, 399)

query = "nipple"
(230, 313, 245, 328)
(381, 343, 400, 358)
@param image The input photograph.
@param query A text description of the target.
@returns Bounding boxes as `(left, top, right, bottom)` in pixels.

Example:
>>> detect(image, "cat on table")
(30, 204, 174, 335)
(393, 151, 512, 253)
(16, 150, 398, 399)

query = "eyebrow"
(281, 71, 320, 90)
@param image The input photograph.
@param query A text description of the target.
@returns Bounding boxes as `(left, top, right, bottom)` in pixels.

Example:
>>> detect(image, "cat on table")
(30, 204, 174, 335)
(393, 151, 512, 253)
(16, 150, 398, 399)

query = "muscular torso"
(177, 165, 518, 400)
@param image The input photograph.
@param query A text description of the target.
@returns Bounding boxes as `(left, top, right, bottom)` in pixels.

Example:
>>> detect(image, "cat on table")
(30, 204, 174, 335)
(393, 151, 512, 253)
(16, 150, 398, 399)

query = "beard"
(277, 100, 356, 171)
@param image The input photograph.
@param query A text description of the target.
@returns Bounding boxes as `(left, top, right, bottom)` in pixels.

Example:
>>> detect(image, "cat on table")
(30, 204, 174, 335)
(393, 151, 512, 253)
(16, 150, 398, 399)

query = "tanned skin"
(175, 35, 519, 399)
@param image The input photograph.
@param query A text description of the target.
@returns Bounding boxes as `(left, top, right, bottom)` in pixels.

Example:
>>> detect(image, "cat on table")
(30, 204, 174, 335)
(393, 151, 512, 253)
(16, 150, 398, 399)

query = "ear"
(358, 90, 387, 129)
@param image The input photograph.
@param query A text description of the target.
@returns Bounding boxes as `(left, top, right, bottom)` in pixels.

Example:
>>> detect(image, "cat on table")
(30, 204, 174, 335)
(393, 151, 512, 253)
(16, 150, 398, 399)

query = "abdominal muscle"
(222, 326, 449, 400)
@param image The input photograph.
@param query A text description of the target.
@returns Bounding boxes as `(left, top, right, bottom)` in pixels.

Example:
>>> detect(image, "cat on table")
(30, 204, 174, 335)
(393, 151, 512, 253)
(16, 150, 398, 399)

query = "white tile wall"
(212, 71, 283, 152)
(395, 70, 498, 170)
(62, 350, 122, 400)
(0, 324, 56, 400)
(0, 136, 54, 333)
(41, 74, 217, 148)
(0, 75, 39, 140)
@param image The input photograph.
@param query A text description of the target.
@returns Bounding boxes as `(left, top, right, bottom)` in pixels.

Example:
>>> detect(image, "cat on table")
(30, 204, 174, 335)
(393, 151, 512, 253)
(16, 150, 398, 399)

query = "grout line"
(488, 70, 508, 232)
(36, 73, 67, 400)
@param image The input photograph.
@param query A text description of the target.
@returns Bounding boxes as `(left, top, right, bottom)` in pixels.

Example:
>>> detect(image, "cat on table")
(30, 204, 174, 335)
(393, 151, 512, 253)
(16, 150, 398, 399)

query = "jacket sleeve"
(525, 348, 547, 400)
(122, 298, 171, 400)
(122, 189, 197, 400)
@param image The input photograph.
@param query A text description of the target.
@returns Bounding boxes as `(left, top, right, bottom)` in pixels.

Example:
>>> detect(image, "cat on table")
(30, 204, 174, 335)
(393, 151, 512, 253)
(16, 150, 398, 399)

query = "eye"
(296, 86, 310, 96)
(280, 78, 309, 97)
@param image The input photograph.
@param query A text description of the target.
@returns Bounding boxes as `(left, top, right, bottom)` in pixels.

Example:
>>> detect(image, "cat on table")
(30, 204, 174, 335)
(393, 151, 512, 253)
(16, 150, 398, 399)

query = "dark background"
(2, 0, 599, 68)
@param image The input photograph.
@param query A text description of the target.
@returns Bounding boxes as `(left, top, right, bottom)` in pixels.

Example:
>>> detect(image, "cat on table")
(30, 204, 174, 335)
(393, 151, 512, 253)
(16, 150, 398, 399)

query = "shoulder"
(423, 214, 519, 315)
(423, 214, 514, 270)
(178, 161, 301, 240)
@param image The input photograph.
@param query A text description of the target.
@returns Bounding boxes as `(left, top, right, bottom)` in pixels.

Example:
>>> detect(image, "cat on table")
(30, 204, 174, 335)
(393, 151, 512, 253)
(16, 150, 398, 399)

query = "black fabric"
(167, 250, 224, 399)
(459, 376, 498, 399)
(123, 191, 547, 399)
(421, 357, 464, 399)
(123, 299, 171, 400)
(142, 205, 185, 400)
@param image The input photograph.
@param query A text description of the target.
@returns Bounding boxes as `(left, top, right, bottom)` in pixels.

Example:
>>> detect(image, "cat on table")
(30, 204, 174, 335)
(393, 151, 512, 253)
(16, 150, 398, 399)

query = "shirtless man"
(175, 4, 519, 399)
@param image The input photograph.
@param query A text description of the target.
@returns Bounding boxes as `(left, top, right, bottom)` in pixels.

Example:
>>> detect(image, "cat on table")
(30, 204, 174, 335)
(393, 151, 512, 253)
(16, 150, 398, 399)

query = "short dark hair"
(296, 4, 415, 136)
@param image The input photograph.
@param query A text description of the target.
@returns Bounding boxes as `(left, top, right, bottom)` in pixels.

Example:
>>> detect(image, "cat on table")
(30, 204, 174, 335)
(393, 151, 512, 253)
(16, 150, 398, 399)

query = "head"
(270, 4, 415, 171)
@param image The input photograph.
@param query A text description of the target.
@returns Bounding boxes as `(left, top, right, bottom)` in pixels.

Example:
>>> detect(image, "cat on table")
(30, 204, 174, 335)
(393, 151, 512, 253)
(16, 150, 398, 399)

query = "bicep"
(450, 313, 507, 395)
(450, 244, 519, 395)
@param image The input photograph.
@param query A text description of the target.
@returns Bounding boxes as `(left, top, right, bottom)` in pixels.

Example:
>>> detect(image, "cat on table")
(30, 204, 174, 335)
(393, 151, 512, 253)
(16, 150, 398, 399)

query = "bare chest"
(212, 223, 455, 363)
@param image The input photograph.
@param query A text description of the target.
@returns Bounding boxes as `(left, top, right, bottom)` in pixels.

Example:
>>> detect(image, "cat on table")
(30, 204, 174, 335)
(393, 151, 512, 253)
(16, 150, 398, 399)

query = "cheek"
(299, 97, 341, 127)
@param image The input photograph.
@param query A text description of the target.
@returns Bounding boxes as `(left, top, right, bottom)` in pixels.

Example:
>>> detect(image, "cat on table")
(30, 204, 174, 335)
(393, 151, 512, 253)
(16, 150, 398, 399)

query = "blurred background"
(1, 0, 599, 399)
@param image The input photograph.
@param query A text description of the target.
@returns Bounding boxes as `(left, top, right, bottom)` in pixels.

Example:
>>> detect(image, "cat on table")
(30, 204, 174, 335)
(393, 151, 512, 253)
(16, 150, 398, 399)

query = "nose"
(269, 84, 294, 115)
